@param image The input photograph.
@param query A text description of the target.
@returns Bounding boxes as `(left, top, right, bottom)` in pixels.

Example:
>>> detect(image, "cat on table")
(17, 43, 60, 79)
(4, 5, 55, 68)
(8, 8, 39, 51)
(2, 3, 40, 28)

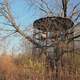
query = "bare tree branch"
(0, 31, 16, 40)
(70, 10, 80, 18)
(67, 22, 80, 43)
(74, 13, 80, 22)
(0, 0, 42, 47)
(62, 0, 68, 17)
(28, 0, 54, 16)
(68, 33, 80, 43)
(70, 2, 80, 18)
(0, 28, 15, 31)
(40, 0, 53, 15)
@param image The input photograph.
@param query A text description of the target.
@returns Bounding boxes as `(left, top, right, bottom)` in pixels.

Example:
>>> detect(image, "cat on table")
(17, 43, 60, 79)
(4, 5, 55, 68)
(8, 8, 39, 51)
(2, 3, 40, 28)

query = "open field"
(0, 52, 80, 80)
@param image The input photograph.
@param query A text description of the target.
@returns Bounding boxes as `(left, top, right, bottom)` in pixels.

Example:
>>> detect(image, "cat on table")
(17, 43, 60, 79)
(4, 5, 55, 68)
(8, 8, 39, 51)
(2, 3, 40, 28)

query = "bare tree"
(0, 0, 80, 48)
(0, 0, 42, 47)
(25, 0, 80, 42)
(24, 0, 80, 41)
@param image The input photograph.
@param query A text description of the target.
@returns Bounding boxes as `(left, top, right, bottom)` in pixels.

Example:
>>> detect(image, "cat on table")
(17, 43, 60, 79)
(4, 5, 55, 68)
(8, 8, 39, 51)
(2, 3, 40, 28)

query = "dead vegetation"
(0, 53, 79, 80)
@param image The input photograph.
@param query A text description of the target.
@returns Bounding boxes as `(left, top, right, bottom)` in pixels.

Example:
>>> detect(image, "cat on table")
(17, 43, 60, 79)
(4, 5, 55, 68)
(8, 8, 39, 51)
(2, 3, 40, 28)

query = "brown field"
(0, 52, 80, 80)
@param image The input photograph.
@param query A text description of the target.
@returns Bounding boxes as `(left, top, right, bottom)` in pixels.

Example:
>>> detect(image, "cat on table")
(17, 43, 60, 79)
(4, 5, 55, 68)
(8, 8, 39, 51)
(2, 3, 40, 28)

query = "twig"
(70, 2, 80, 18)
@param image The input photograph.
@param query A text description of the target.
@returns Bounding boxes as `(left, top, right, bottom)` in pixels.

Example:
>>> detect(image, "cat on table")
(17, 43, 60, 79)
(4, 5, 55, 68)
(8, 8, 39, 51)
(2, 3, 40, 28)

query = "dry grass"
(0, 53, 80, 80)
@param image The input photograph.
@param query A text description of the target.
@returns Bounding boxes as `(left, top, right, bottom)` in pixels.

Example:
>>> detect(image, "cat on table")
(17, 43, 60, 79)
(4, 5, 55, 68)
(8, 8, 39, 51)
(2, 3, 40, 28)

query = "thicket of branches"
(0, 0, 80, 48)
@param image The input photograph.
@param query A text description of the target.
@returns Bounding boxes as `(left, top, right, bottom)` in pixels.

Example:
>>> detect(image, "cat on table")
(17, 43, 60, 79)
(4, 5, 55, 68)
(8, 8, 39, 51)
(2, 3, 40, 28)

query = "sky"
(0, 0, 80, 54)
(0, 0, 42, 54)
